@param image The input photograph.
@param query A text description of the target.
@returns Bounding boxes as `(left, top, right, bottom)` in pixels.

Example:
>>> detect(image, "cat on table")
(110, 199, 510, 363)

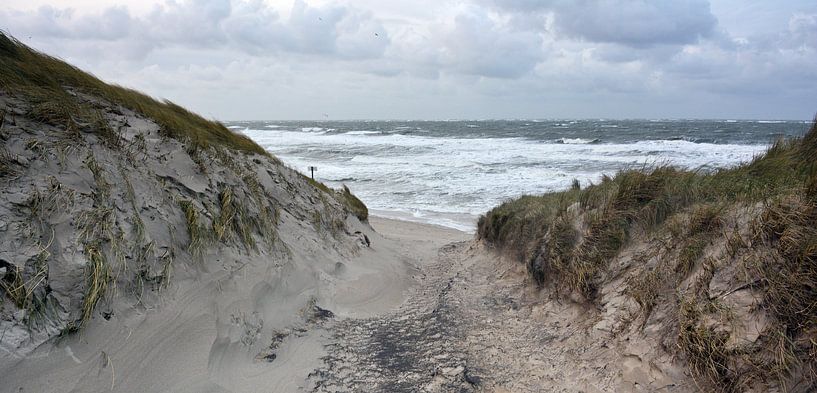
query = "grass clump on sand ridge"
(179, 199, 209, 260)
(212, 187, 256, 251)
(677, 299, 735, 391)
(299, 172, 369, 223)
(0, 32, 266, 155)
(478, 122, 816, 301)
(478, 118, 817, 391)
(212, 181, 280, 252)
(81, 244, 110, 326)
(338, 185, 368, 222)
(0, 248, 51, 327)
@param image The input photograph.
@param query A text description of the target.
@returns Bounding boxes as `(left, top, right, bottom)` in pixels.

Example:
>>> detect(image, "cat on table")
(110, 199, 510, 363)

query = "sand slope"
(0, 218, 451, 393)
(0, 89, 432, 392)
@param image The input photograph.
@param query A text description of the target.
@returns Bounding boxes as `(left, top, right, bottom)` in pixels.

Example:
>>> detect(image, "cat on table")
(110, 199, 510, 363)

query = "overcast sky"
(2, 0, 816, 120)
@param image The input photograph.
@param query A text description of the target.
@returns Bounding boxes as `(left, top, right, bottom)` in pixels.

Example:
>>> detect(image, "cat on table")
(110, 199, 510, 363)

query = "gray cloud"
(2, 5, 133, 40)
(1, 0, 390, 59)
(144, 0, 231, 47)
(788, 13, 817, 49)
(485, 0, 717, 47)
(435, 6, 544, 78)
(553, 0, 717, 47)
(1, 0, 815, 120)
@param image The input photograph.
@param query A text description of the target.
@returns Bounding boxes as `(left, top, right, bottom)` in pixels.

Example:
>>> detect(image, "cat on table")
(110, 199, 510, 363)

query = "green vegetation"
(0, 31, 372, 339)
(479, 124, 815, 300)
(338, 185, 368, 222)
(305, 175, 333, 194)
(304, 175, 369, 223)
(478, 119, 817, 391)
(0, 32, 266, 155)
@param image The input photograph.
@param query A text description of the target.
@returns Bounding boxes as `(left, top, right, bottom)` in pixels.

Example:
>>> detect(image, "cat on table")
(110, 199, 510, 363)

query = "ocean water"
(231, 119, 811, 232)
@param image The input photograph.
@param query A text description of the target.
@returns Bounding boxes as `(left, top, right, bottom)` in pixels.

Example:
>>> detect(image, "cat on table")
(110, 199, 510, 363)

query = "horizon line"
(222, 117, 814, 123)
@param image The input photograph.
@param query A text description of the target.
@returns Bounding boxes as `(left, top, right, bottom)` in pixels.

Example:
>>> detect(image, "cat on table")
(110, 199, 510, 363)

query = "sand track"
(2, 213, 676, 392)
(301, 229, 619, 393)
(308, 242, 476, 392)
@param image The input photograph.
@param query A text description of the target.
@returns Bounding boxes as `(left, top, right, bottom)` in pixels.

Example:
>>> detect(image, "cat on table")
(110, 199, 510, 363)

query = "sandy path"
(1, 216, 631, 392)
(303, 218, 618, 393)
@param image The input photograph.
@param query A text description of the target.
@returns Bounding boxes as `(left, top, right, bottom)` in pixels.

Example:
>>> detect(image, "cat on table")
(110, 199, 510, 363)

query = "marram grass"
(478, 118, 817, 391)
(0, 32, 266, 156)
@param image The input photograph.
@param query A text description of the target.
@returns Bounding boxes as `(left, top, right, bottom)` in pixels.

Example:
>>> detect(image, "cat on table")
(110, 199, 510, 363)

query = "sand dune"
(0, 215, 470, 392)
(0, 81, 467, 392)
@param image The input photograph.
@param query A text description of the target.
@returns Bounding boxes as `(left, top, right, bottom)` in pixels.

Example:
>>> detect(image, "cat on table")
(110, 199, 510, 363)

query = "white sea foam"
(557, 138, 600, 144)
(344, 130, 380, 135)
(243, 127, 769, 231)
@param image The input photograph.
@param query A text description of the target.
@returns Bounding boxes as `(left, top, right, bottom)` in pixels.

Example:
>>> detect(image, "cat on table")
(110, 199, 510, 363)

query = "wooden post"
(308, 166, 317, 180)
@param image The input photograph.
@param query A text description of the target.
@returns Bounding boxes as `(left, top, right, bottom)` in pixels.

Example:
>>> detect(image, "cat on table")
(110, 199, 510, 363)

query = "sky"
(1, 0, 816, 120)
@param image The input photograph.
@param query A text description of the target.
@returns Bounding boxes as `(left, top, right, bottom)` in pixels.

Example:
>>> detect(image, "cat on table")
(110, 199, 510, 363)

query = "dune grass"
(0, 146, 13, 178)
(213, 187, 256, 251)
(300, 172, 369, 223)
(338, 185, 369, 222)
(81, 244, 110, 326)
(0, 32, 266, 156)
(478, 122, 815, 300)
(0, 264, 31, 309)
(478, 118, 817, 391)
(179, 199, 209, 260)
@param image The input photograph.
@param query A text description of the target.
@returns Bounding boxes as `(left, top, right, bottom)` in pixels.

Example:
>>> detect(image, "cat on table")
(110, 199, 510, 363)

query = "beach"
(0, 217, 473, 392)
(0, 214, 695, 392)
(2, 21, 815, 392)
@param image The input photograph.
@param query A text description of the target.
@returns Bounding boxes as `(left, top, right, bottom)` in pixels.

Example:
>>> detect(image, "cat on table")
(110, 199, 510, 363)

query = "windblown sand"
(0, 218, 469, 392)
(2, 216, 694, 392)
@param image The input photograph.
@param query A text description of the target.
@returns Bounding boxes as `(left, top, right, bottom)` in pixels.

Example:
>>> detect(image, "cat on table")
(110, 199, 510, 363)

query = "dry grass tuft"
(81, 244, 110, 326)
(213, 188, 235, 242)
(0, 147, 17, 178)
(1, 264, 30, 308)
(626, 266, 663, 324)
(179, 199, 209, 259)
(211, 183, 279, 252)
(0, 32, 267, 156)
(338, 185, 368, 222)
(672, 204, 724, 278)
(84, 152, 111, 202)
(752, 196, 817, 334)
(678, 299, 735, 391)
(89, 110, 121, 149)
(478, 118, 817, 391)
(0, 244, 50, 329)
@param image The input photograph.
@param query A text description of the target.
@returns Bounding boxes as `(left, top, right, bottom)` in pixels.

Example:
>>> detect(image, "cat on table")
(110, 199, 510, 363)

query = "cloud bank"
(1, 0, 815, 120)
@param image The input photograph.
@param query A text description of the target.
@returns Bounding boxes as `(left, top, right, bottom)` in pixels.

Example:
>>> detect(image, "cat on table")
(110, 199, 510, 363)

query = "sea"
(228, 119, 812, 232)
